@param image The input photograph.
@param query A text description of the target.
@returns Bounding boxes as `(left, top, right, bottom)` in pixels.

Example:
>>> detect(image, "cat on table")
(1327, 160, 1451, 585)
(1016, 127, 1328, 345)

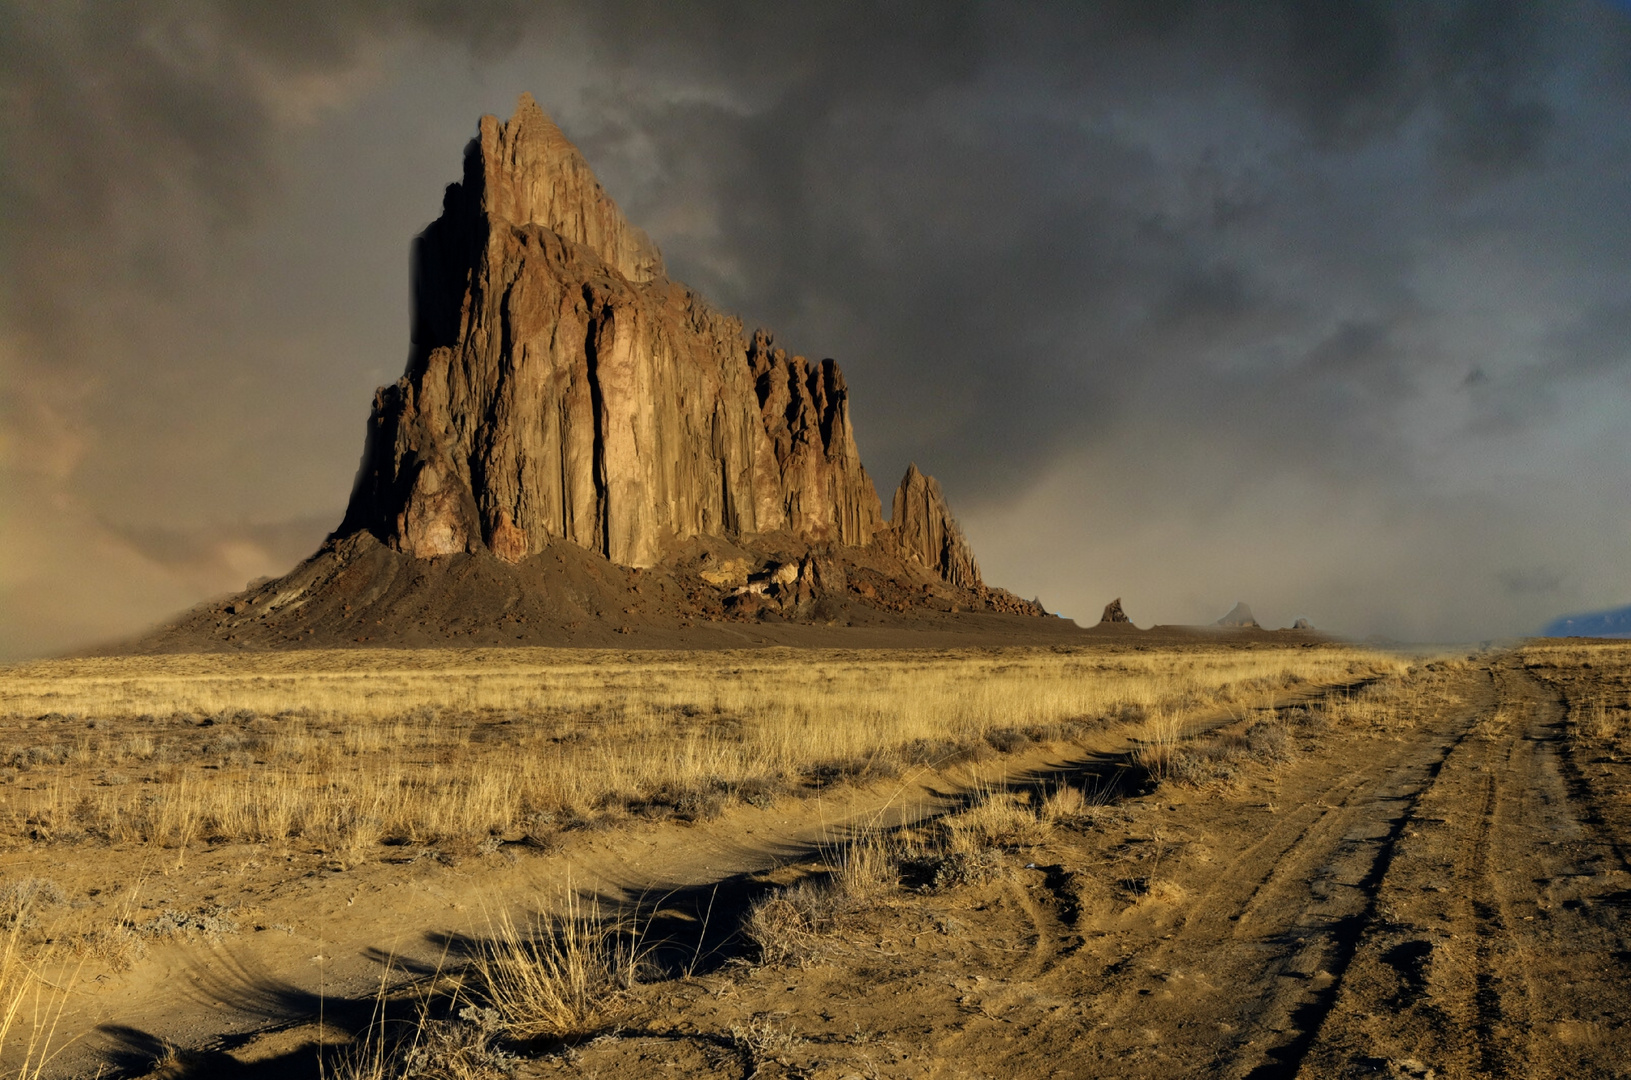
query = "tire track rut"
(1005, 667, 1494, 1079)
(1291, 661, 1631, 1079)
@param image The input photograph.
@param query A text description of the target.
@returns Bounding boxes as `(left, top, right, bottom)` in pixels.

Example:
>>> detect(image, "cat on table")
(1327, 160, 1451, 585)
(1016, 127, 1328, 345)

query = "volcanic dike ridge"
(142, 95, 1068, 651)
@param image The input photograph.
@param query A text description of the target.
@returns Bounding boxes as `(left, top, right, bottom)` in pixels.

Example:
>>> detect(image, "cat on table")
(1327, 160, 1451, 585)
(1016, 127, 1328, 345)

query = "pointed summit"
(474, 93, 663, 281)
(137, 91, 1063, 652)
(341, 93, 882, 568)
(889, 464, 981, 589)
(1215, 601, 1259, 628)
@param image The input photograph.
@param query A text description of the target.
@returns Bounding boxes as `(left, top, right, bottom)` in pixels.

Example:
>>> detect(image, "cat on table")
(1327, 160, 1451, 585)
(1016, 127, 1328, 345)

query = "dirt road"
(536, 653, 1631, 1080)
(26, 650, 1631, 1078)
(956, 655, 1631, 1080)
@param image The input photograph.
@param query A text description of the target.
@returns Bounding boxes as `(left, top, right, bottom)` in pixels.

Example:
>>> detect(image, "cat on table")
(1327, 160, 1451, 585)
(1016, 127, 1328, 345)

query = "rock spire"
(338, 95, 891, 569)
(1100, 598, 1131, 624)
(136, 95, 1063, 654)
(887, 464, 981, 589)
(1215, 601, 1260, 628)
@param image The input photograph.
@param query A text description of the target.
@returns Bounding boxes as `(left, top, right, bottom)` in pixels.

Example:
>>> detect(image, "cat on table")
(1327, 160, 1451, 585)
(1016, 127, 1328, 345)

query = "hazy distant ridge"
(1542, 604, 1631, 639)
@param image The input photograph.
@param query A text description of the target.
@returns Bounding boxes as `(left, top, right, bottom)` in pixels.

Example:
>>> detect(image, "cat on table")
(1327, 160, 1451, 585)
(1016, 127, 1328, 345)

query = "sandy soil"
(10, 646, 1630, 1079)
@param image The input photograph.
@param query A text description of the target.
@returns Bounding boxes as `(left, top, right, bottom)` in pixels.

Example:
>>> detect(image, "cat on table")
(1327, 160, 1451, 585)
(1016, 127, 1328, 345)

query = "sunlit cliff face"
(4, 1, 1631, 657)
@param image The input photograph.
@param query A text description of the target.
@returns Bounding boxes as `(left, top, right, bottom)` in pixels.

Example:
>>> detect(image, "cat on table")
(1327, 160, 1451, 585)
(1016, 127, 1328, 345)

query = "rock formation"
(339, 93, 888, 571)
(137, 94, 1063, 653)
(1100, 598, 1131, 624)
(1216, 602, 1260, 628)
(886, 464, 980, 589)
(1291, 617, 1312, 630)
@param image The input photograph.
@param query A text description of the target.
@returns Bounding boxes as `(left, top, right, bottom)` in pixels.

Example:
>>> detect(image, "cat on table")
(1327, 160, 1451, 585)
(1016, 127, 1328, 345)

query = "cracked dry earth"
(511, 652, 1631, 1080)
(32, 647, 1631, 1079)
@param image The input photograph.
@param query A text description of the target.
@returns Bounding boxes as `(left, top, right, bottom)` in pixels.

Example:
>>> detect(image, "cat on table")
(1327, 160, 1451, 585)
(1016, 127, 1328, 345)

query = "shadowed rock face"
(1216, 601, 1260, 628)
(1101, 598, 1131, 624)
(339, 94, 886, 569)
(126, 94, 1062, 655)
(887, 464, 981, 589)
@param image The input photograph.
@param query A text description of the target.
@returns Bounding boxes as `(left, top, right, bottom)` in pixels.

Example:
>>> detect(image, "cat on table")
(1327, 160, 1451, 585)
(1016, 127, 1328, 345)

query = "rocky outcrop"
(339, 94, 883, 569)
(1216, 602, 1259, 628)
(1291, 617, 1312, 630)
(1101, 598, 1131, 624)
(131, 95, 1072, 656)
(886, 464, 980, 589)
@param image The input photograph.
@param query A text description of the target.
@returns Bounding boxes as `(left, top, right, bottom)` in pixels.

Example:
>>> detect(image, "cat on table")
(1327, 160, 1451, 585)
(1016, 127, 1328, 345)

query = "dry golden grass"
(0, 642, 1456, 1076)
(1519, 642, 1631, 749)
(0, 646, 1401, 859)
(0, 917, 78, 1079)
(1131, 709, 1186, 781)
(472, 888, 643, 1042)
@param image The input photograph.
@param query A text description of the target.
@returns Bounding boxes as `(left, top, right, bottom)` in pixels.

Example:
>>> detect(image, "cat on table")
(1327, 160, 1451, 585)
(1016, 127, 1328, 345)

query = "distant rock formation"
(886, 464, 980, 589)
(1291, 617, 1312, 630)
(1216, 602, 1259, 628)
(1100, 598, 1132, 624)
(134, 94, 1068, 654)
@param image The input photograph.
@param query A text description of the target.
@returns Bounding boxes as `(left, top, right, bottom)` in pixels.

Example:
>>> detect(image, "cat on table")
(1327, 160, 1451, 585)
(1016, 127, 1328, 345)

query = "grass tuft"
(472, 889, 642, 1042)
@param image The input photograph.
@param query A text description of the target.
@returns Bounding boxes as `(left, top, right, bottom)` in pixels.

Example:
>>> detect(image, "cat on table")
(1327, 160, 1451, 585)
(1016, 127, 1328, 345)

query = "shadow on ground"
(90, 683, 1374, 1077)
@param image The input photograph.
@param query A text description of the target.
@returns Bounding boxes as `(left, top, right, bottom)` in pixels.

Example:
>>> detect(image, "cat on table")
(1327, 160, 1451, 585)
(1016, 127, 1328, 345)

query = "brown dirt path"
(21, 696, 1267, 1078)
(27, 654, 1631, 1079)
(1294, 661, 1631, 1079)
(532, 654, 1631, 1080)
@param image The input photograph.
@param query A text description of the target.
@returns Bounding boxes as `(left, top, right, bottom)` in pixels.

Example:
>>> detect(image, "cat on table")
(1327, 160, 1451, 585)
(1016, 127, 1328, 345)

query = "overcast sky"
(4, 0, 1631, 657)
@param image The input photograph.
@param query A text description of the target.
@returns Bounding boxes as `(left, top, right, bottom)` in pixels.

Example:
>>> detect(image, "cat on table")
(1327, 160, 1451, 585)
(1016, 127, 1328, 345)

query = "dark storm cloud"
(0, 1, 538, 341)
(3, 0, 1631, 651)
(1551, 302, 1631, 377)
(528, 0, 1617, 497)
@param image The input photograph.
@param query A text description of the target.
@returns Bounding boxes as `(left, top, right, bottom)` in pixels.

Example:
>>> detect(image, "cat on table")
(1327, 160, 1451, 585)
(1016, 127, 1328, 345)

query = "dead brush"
(323, 953, 518, 1080)
(743, 828, 899, 967)
(729, 1014, 806, 1074)
(1573, 696, 1623, 743)
(946, 789, 1051, 853)
(328, 997, 516, 1080)
(894, 785, 1057, 890)
(471, 889, 643, 1042)
(742, 886, 824, 968)
(1132, 710, 1186, 782)
(1, 909, 80, 1080)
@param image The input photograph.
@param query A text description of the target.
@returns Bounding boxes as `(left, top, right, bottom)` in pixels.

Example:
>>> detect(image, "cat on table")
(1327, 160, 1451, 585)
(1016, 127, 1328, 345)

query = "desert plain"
(7, 37, 1631, 1080)
(1, 638, 1628, 1079)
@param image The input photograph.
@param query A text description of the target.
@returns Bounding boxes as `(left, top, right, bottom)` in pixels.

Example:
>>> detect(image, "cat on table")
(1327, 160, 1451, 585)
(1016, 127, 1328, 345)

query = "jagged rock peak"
(1100, 598, 1131, 624)
(749, 330, 883, 545)
(338, 94, 883, 569)
(889, 464, 980, 589)
(1291, 617, 1312, 630)
(1216, 601, 1259, 628)
(474, 93, 663, 282)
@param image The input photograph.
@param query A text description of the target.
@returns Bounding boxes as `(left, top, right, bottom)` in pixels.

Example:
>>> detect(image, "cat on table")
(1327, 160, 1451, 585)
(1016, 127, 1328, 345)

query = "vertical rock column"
(888, 464, 981, 589)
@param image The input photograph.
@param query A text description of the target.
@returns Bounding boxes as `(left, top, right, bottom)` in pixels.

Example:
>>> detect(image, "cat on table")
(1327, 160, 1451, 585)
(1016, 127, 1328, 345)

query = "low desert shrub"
(472, 891, 641, 1041)
(743, 889, 822, 968)
(0, 880, 65, 931)
(947, 791, 1050, 853)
